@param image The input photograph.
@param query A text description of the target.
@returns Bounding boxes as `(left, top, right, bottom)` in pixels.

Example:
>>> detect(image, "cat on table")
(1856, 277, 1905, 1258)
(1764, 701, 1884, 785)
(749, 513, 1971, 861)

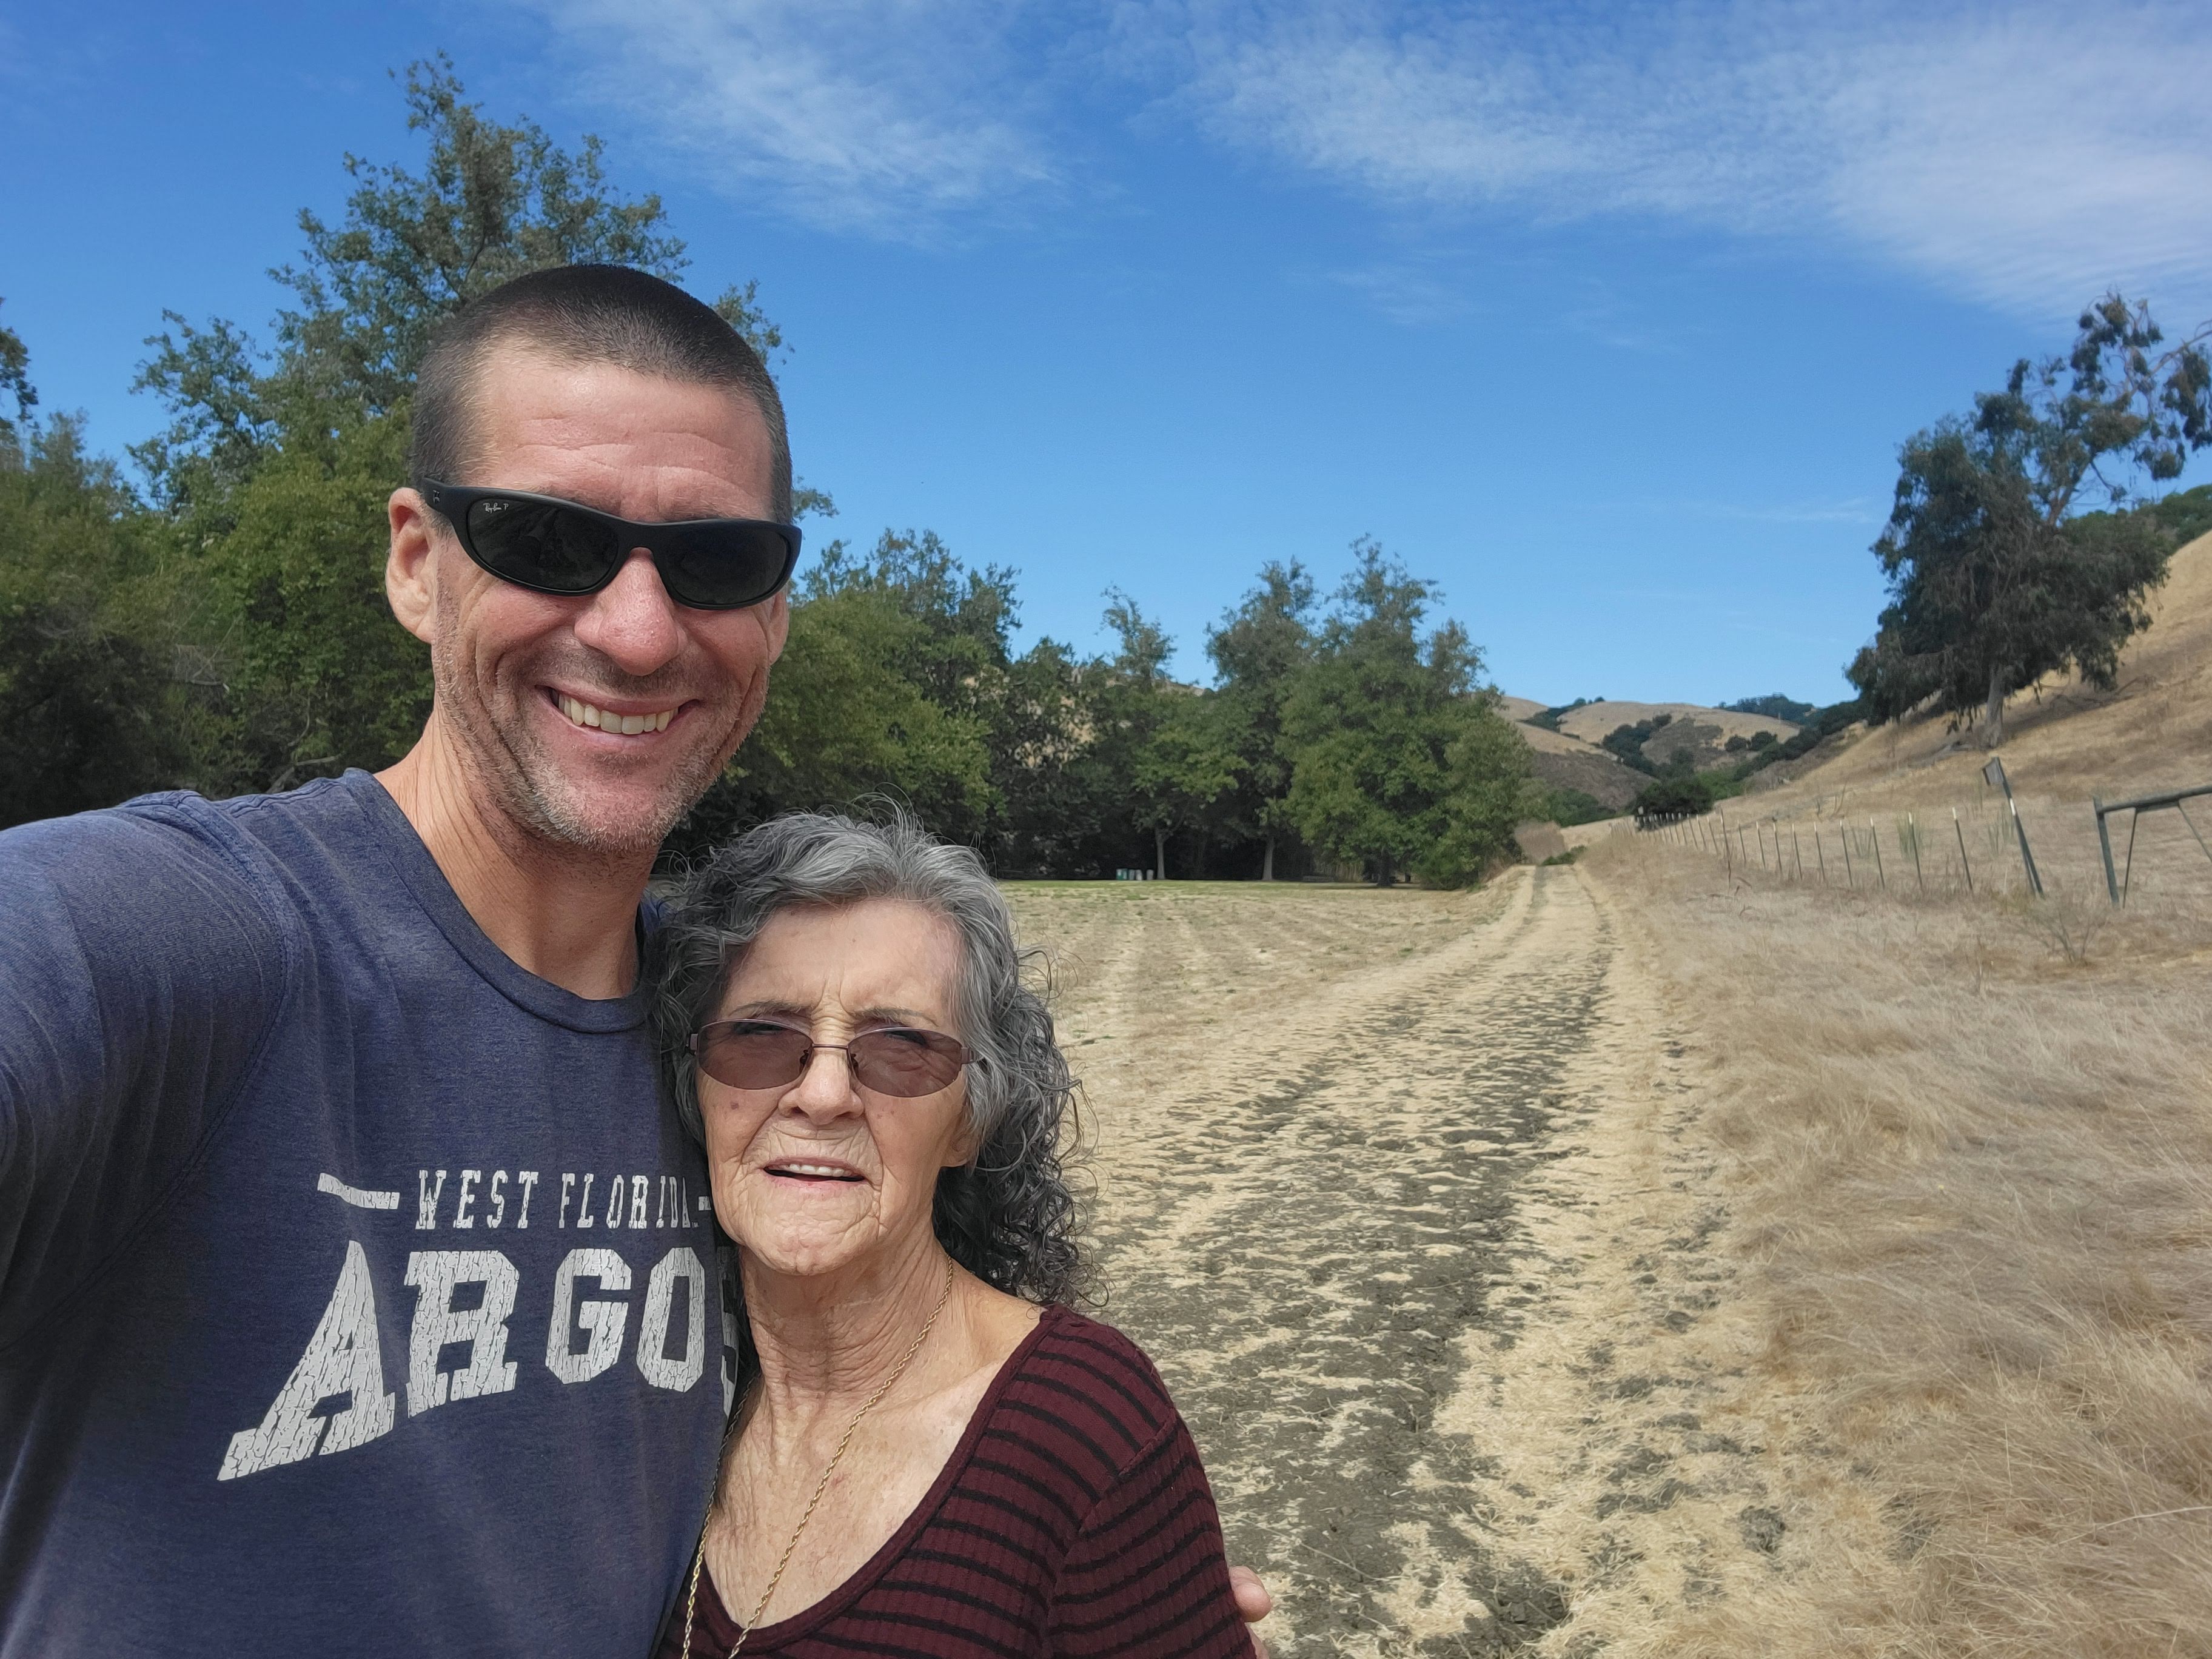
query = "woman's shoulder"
(988, 1306, 1188, 1480)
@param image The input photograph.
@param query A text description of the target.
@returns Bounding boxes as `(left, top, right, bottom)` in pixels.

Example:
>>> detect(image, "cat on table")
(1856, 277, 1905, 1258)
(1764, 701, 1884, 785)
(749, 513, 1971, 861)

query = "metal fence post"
(2093, 802, 2119, 904)
(1954, 808, 1974, 894)
(2010, 800, 2044, 897)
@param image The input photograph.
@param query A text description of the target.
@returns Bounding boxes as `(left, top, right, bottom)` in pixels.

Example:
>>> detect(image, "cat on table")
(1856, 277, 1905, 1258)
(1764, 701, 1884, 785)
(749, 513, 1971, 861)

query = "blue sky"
(6, 2, 2210, 705)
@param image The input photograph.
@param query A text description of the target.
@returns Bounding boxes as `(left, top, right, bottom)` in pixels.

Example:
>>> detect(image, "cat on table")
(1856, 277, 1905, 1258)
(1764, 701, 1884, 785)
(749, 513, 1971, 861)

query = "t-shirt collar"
(337, 769, 653, 1034)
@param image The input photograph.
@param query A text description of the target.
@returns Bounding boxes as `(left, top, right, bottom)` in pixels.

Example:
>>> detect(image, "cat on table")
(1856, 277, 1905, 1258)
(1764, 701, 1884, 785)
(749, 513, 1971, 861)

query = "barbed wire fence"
(1613, 774, 2212, 911)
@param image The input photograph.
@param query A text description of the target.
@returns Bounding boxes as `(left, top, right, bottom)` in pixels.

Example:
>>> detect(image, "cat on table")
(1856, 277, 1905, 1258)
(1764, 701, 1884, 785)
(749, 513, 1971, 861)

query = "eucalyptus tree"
(1850, 294, 2211, 745)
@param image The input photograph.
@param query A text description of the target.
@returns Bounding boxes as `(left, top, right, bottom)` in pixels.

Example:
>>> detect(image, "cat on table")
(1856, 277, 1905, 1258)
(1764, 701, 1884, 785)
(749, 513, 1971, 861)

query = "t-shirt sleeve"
(1046, 1408, 1250, 1659)
(0, 800, 290, 1349)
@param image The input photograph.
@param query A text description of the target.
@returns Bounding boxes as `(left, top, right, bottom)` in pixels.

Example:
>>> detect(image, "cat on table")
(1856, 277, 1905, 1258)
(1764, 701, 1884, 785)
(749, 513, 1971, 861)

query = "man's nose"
(572, 548, 683, 676)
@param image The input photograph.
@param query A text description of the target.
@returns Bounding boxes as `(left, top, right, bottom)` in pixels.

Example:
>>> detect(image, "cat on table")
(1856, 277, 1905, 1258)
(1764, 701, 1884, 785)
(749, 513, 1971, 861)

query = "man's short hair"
(411, 265, 793, 521)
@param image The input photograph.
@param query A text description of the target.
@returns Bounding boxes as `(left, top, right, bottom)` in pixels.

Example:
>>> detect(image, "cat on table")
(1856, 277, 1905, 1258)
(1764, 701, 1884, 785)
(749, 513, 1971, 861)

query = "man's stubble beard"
(428, 585, 770, 862)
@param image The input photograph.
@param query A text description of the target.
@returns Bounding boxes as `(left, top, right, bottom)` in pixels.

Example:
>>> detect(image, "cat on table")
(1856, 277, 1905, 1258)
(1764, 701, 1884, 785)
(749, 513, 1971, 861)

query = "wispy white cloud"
(510, 0, 1060, 236)
(513, 0, 2212, 319)
(1151, 1, 2212, 318)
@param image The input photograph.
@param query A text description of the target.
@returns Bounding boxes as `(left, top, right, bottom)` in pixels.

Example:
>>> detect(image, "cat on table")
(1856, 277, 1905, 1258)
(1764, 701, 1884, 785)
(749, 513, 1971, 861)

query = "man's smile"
(551, 691, 682, 736)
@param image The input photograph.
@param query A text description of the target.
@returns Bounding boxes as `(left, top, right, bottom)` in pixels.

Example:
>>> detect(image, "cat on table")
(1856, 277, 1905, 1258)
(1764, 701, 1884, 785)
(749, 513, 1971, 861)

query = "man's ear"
(386, 487, 440, 644)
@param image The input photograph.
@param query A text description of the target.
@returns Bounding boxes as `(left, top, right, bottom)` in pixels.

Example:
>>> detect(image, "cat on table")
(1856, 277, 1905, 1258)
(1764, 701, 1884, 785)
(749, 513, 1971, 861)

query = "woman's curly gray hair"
(648, 809, 1085, 1308)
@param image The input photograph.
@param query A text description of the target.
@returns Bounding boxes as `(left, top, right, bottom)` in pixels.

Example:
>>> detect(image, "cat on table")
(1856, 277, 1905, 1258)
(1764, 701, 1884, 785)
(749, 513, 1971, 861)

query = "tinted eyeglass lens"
(465, 497, 621, 593)
(653, 521, 793, 609)
(695, 1022, 813, 1090)
(848, 1030, 966, 1097)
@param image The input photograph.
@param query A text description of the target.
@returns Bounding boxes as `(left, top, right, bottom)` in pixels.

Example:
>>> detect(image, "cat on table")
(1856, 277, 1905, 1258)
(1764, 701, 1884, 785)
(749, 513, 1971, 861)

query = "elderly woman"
(649, 811, 1250, 1659)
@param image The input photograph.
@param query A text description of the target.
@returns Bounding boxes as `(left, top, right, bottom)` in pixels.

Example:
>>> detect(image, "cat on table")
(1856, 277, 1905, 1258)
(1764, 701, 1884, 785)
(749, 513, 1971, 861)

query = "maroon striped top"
(656, 1305, 1247, 1658)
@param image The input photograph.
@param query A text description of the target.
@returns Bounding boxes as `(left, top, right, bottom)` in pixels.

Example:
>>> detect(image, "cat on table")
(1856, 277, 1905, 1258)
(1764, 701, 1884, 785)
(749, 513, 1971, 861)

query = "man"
(0, 266, 1270, 1655)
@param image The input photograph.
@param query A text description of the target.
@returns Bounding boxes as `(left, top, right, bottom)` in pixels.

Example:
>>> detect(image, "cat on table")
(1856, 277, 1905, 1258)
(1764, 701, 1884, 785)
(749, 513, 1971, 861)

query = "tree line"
(0, 61, 1537, 883)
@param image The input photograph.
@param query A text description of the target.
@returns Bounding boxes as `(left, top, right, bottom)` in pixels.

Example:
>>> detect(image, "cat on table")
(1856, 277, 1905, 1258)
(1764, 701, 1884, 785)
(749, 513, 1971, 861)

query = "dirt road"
(1007, 868, 1769, 1657)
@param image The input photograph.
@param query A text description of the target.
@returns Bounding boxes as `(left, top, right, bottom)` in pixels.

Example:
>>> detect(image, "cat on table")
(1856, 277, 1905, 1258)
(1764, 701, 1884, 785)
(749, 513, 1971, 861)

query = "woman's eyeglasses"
(689, 1019, 970, 1098)
(421, 481, 801, 611)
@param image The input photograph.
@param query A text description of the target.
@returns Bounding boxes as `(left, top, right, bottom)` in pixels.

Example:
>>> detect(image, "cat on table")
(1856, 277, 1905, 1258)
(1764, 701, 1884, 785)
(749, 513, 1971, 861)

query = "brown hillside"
(1494, 694, 1549, 723)
(1551, 699, 1800, 746)
(1506, 717, 1647, 808)
(1745, 529, 2212, 903)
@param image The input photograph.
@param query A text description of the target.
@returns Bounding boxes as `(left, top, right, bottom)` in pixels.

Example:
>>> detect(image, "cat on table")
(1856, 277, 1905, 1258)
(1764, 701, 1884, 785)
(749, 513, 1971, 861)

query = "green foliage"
(1718, 697, 1865, 785)
(0, 416, 194, 828)
(2146, 482, 2212, 546)
(1205, 560, 1316, 873)
(1848, 419, 2172, 731)
(1599, 713, 1674, 775)
(1720, 694, 1813, 723)
(1631, 771, 1719, 820)
(0, 299, 36, 464)
(1415, 699, 1537, 887)
(1131, 689, 1239, 868)
(1535, 785, 1612, 827)
(1851, 293, 2210, 742)
(1282, 539, 1523, 886)
(722, 589, 994, 831)
(191, 412, 434, 790)
(1528, 696, 1595, 732)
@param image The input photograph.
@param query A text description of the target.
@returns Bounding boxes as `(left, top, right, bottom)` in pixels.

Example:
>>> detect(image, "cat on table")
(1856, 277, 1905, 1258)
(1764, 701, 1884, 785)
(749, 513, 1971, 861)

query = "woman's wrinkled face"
(700, 898, 976, 1281)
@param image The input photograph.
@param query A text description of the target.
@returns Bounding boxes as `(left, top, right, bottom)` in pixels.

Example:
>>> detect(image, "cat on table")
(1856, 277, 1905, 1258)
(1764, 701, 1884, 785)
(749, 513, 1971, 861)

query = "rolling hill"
(1495, 695, 1805, 812)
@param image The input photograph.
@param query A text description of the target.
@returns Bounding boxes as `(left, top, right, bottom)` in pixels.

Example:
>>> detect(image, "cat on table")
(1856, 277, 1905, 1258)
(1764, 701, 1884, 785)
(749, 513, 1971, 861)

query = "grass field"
(1008, 853, 2212, 1656)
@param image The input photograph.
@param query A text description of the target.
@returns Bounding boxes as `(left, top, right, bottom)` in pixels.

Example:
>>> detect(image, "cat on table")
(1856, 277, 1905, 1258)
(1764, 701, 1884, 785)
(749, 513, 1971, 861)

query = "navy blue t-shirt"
(0, 771, 731, 1657)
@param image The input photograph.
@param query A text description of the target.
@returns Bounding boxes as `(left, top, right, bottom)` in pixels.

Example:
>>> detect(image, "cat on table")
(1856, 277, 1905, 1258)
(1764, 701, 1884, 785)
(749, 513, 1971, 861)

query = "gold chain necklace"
(680, 1256, 959, 1659)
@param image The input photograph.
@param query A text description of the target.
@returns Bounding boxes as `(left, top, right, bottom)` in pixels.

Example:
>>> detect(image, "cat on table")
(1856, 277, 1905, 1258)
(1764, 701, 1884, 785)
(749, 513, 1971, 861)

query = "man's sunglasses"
(421, 481, 800, 611)
(689, 1019, 971, 1099)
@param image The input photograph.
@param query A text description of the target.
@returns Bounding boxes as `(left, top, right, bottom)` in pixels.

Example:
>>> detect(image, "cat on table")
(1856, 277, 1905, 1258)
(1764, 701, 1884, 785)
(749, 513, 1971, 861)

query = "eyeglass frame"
(687, 1018, 974, 1099)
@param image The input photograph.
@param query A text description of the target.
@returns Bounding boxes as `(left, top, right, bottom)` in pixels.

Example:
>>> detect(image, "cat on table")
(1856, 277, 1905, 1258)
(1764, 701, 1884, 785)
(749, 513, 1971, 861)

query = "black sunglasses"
(421, 481, 801, 611)
(689, 1019, 971, 1099)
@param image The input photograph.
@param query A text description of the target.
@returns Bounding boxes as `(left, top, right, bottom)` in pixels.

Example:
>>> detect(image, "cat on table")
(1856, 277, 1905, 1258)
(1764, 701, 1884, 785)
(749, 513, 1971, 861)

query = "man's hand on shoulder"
(1230, 1564, 1273, 1656)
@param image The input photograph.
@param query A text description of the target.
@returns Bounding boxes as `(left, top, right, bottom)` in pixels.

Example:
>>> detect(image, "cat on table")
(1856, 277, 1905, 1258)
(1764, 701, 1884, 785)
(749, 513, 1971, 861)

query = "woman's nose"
(784, 1045, 860, 1116)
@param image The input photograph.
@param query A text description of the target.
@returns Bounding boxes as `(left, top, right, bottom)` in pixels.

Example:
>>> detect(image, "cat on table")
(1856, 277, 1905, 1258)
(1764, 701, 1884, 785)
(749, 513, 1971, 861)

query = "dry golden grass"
(1753, 530, 2212, 820)
(1579, 831, 2212, 1657)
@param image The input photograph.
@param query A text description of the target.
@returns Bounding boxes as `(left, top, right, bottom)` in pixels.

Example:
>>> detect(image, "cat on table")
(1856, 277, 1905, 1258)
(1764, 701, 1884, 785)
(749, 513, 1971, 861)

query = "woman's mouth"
(764, 1161, 864, 1183)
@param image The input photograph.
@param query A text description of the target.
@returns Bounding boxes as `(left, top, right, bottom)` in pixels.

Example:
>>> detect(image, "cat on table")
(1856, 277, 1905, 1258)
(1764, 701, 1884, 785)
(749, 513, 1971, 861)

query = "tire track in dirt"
(1031, 870, 1618, 1655)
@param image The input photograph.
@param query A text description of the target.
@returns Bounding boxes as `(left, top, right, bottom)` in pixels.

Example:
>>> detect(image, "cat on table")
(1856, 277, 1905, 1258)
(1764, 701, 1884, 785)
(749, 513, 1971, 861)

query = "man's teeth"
(774, 1163, 853, 1178)
(558, 695, 674, 735)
